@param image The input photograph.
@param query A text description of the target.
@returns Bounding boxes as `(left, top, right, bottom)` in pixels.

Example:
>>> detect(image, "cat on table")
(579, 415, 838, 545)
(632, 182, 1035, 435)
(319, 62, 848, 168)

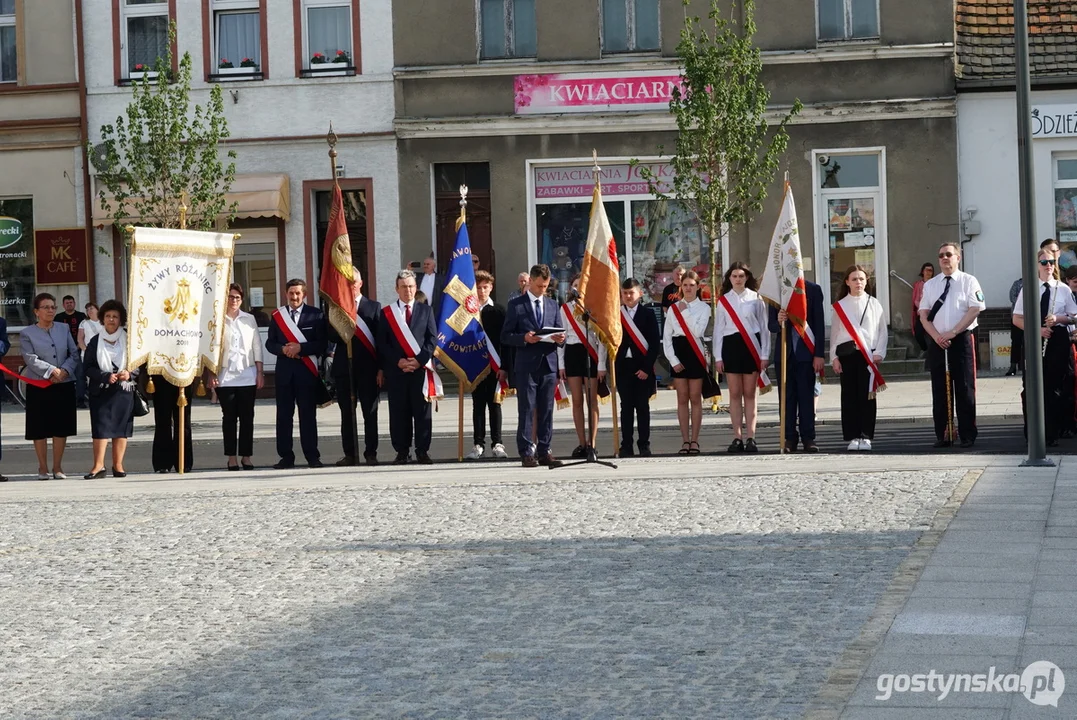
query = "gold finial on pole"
(327, 122, 339, 182)
(459, 184, 468, 222)
(178, 192, 188, 230)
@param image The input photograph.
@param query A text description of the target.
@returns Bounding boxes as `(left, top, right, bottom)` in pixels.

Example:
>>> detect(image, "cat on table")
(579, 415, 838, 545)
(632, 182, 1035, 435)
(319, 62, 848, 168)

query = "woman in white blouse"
(830, 265, 888, 451)
(206, 283, 265, 470)
(713, 262, 770, 453)
(662, 270, 710, 454)
(77, 302, 102, 359)
(557, 277, 607, 458)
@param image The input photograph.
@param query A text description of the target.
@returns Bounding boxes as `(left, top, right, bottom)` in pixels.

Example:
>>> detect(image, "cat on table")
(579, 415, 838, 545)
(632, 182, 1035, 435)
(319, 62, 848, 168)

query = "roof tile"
(958, 0, 1077, 80)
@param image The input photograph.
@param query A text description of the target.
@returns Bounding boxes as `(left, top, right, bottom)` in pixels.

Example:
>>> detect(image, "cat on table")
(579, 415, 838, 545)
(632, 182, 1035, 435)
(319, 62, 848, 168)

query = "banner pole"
(779, 320, 787, 455)
(610, 361, 620, 457)
(458, 384, 465, 462)
(177, 388, 186, 475)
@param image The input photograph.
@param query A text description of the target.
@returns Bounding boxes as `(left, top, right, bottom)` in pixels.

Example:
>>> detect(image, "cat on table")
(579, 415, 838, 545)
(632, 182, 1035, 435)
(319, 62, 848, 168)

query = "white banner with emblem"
(126, 227, 235, 386)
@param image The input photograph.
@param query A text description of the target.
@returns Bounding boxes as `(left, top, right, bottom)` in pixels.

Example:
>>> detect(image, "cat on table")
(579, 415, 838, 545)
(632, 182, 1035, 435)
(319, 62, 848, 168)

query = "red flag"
(318, 184, 357, 341)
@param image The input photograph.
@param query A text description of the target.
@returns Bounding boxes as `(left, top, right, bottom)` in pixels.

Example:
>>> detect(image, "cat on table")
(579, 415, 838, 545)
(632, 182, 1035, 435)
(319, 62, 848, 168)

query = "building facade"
(0, 0, 90, 341)
(393, 0, 959, 335)
(84, 0, 401, 345)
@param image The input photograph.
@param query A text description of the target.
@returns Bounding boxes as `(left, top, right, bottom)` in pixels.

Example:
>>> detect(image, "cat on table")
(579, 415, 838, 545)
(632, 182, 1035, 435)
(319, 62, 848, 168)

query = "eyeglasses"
(228, 295, 243, 300)
(1040, 259, 1056, 266)
(38, 305, 56, 310)
(938, 252, 955, 258)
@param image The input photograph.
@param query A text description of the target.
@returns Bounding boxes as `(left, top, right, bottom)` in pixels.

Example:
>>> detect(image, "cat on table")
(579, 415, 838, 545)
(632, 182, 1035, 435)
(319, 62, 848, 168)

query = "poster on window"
(537, 201, 626, 303)
(630, 199, 709, 302)
(0, 198, 35, 327)
(828, 199, 851, 231)
(851, 199, 875, 230)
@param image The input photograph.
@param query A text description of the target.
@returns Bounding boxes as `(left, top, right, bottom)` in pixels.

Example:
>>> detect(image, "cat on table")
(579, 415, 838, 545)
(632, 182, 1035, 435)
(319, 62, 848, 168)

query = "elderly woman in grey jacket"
(21, 292, 79, 480)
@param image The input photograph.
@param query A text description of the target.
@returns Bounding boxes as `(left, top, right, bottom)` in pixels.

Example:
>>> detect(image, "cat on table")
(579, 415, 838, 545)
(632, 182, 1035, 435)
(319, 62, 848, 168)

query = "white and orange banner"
(576, 165, 623, 359)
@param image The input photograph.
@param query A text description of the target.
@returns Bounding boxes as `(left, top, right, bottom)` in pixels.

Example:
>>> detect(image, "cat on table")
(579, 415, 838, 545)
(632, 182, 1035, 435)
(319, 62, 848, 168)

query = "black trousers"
(774, 355, 818, 444)
(1010, 324, 1025, 371)
(276, 372, 320, 463)
(926, 331, 977, 443)
(617, 373, 652, 451)
(838, 352, 877, 441)
(387, 371, 432, 454)
(217, 385, 256, 457)
(151, 377, 193, 472)
(1020, 330, 1073, 443)
(471, 373, 502, 445)
(335, 373, 380, 458)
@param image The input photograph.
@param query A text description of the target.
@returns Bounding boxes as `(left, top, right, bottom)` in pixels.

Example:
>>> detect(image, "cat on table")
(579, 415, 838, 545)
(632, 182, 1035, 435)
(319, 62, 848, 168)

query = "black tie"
(926, 276, 952, 323)
(534, 299, 543, 328)
(290, 308, 298, 324)
(1041, 282, 1052, 325)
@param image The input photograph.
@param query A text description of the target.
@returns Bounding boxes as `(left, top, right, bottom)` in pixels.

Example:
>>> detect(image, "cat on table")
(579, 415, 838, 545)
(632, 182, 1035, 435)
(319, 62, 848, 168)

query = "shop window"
(212, 0, 262, 79)
(631, 199, 712, 304)
(602, 0, 660, 54)
(0, 197, 36, 327)
(537, 201, 626, 304)
(232, 234, 278, 325)
(819, 153, 880, 188)
(817, 0, 878, 42)
(121, 0, 170, 78)
(480, 0, 536, 59)
(301, 0, 356, 75)
(1055, 156, 1077, 270)
(0, 0, 15, 83)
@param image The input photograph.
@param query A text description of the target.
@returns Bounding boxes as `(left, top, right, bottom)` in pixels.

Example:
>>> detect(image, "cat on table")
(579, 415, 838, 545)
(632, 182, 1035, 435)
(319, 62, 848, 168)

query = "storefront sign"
(0, 216, 23, 249)
(35, 228, 89, 284)
(534, 162, 675, 199)
(1032, 104, 1077, 138)
(515, 70, 685, 115)
(0, 198, 35, 326)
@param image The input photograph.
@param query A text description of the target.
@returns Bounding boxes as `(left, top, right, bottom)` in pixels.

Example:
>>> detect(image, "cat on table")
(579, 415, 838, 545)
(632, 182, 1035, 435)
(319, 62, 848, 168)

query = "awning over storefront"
(92, 173, 290, 226)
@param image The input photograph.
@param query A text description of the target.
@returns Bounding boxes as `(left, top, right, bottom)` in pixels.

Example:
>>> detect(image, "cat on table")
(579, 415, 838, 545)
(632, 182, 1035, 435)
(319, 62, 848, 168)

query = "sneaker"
(465, 444, 485, 460)
(847, 439, 861, 451)
(858, 438, 872, 452)
(491, 443, 508, 459)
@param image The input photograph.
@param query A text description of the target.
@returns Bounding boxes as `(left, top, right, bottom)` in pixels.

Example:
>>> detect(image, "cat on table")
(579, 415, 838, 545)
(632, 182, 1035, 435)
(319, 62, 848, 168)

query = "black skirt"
(25, 382, 77, 440)
(721, 332, 760, 375)
(671, 336, 707, 380)
(564, 342, 598, 378)
(89, 384, 136, 439)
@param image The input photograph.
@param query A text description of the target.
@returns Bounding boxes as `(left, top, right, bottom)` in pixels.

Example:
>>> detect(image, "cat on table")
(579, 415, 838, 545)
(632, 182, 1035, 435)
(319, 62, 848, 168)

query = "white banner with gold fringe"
(126, 227, 235, 387)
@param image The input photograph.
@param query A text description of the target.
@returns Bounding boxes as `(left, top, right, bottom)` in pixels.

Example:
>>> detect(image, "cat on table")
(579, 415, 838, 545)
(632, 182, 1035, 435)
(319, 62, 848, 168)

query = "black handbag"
(132, 387, 150, 417)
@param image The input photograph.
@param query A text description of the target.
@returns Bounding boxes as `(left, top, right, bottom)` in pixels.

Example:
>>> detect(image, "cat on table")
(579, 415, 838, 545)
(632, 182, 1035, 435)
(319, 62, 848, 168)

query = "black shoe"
(932, 440, 952, 449)
(619, 447, 635, 458)
(227, 463, 240, 472)
(728, 438, 744, 454)
(308, 460, 324, 469)
(335, 456, 356, 467)
(802, 441, 819, 454)
(364, 453, 379, 467)
(0, 474, 7, 482)
(416, 452, 434, 465)
(571, 445, 587, 459)
(394, 452, 409, 465)
(84, 469, 107, 480)
(155, 468, 170, 474)
(112, 468, 127, 478)
(272, 460, 295, 470)
(1047, 439, 1059, 448)
(959, 439, 975, 449)
(1006, 367, 1017, 377)
(745, 438, 758, 453)
(638, 445, 652, 457)
(241, 462, 254, 471)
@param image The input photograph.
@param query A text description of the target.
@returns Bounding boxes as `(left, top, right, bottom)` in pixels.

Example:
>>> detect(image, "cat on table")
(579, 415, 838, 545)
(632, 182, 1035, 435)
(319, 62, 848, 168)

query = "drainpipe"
(74, 0, 96, 303)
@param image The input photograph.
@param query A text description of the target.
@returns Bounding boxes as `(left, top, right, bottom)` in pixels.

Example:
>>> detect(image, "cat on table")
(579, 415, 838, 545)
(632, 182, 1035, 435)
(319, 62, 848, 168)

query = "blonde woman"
(663, 271, 710, 454)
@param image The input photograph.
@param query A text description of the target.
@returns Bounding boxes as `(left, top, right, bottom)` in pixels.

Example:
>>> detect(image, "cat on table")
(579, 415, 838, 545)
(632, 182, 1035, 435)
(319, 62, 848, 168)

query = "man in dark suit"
(329, 268, 382, 467)
(768, 279, 825, 452)
(418, 255, 444, 319)
(377, 269, 438, 465)
(614, 278, 661, 457)
(266, 278, 327, 469)
(502, 263, 566, 468)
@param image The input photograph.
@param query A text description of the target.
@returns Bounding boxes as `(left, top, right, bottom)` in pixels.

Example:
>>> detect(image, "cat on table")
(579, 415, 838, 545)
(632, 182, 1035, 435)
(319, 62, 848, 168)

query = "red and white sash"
(620, 306, 649, 356)
(718, 294, 772, 391)
(354, 309, 376, 357)
(793, 323, 817, 357)
(382, 305, 444, 401)
(272, 307, 320, 379)
(832, 300, 887, 398)
(561, 303, 600, 364)
(485, 336, 512, 403)
(555, 378, 570, 410)
(669, 301, 709, 371)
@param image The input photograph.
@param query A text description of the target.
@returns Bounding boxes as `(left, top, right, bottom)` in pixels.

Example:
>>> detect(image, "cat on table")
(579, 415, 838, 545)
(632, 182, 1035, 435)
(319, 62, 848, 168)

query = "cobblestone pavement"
(0, 461, 970, 719)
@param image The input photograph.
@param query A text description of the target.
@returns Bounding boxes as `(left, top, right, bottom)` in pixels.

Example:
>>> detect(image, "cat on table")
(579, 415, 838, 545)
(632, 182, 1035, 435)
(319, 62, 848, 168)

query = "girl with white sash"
(557, 277, 608, 457)
(713, 262, 770, 453)
(663, 270, 710, 454)
(830, 265, 888, 451)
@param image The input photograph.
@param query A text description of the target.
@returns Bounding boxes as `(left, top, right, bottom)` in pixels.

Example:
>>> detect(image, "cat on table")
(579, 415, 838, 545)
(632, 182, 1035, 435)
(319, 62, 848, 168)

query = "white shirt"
(918, 269, 985, 334)
(79, 319, 102, 358)
(218, 311, 262, 387)
(830, 293, 888, 360)
(394, 299, 414, 326)
(713, 289, 770, 362)
(1013, 278, 1077, 321)
(557, 303, 609, 371)
(663, 298, 710, 368)
(622, 304, 640, 359)
(420, 273, 436, 300)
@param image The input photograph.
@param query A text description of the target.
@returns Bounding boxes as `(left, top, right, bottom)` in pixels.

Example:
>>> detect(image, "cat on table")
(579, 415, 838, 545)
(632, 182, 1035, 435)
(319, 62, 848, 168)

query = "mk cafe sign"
(35, 228, 89, 284)
(515, 69, 684, 115)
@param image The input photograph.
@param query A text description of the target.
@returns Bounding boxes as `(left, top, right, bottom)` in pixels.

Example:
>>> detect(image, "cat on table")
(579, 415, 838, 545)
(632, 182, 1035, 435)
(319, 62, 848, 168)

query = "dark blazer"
(329, 296, 382, 379)
(768, 279, 825, 364)
(502, 293, 561, 376)
(0, 317, 8, 359)
(616, 304, 661, 376)
(266, 304, 328, 382)
(377, 300, 437, 377)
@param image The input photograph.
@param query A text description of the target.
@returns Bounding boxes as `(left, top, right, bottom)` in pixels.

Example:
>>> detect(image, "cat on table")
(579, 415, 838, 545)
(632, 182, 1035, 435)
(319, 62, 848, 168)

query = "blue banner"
(434, 217, 490, 392)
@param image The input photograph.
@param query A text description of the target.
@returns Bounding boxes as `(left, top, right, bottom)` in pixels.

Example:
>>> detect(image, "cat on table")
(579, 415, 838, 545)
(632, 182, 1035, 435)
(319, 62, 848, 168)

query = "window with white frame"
(0, 0, 17, 83)
(303, 0, 353, 70)
(602, 0, 659, 54)
(817, 0, 878, 42)
(121, 0, 169, 76)
(213, 0, 261, 74)
(480, 0, 536, 59)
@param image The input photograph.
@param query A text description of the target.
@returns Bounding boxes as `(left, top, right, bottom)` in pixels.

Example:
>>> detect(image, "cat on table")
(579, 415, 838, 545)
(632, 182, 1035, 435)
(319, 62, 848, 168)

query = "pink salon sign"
(515, 70, 684, 115)
(534, 163, 675, 199)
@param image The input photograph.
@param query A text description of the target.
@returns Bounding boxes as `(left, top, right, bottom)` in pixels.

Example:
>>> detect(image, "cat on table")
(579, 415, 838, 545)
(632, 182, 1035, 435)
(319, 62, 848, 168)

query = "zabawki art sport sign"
(515, 70, 685, 115)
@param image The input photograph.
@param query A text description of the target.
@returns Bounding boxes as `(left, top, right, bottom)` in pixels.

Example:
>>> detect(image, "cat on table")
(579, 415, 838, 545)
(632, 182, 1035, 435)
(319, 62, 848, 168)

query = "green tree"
(91, 24, 237, 241)
(635, 0, 800, 298)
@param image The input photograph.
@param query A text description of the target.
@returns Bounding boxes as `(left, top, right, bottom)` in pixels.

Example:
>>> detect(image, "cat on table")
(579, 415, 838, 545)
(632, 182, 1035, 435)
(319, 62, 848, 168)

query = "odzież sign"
(35, 228, 89, 284)
(1032, 105, 1077, 138)
(515, 70, 685, 115)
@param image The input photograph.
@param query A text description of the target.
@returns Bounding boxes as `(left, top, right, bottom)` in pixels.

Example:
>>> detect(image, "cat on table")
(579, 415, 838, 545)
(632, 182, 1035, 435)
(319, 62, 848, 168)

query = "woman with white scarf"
(83, 299, 138, 478)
